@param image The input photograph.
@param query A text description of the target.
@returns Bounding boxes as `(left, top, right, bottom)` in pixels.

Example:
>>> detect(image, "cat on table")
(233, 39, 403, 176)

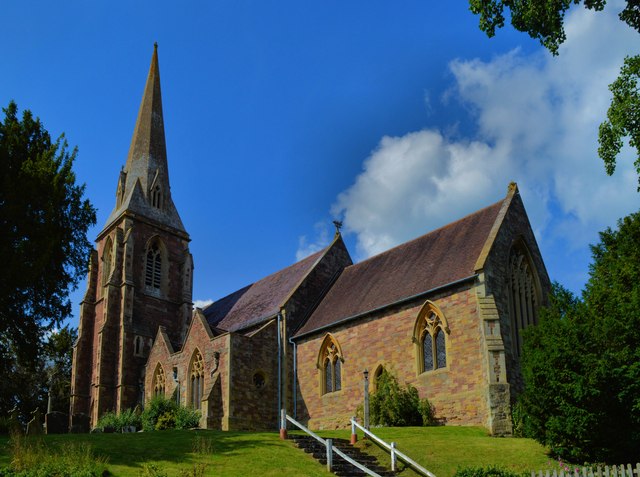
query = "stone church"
(70, 45, 550, 436)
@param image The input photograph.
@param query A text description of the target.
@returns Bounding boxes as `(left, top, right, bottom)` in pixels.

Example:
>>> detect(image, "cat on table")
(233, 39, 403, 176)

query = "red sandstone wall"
(295, 284, 488, 430)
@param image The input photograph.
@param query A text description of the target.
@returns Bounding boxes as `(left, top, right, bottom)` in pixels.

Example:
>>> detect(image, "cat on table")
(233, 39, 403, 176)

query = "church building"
(70, 45, 550, 436)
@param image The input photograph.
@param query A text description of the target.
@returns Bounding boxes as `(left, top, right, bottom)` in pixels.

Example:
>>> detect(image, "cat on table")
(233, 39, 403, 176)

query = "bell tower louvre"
(70, 44, 193, 430)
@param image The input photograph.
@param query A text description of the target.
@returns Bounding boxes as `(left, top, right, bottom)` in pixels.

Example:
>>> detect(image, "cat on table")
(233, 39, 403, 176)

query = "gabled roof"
(294, 197, 506, 337)
(203, 248, 327, 332)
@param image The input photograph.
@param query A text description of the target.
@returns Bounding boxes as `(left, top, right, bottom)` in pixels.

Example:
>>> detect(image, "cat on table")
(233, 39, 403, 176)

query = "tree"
(44, 326, 78, 413)
(468, 0, 640, 189)
(0, 101, 95, 417)
(520, 212, 640, 462)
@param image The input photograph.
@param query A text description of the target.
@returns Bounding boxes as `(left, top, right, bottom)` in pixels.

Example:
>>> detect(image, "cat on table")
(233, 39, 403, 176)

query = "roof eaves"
(293, 273, 478, 341)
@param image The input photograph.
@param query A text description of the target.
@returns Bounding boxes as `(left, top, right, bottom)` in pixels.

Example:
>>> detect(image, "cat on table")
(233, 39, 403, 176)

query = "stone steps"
(291, 435, 397, 477)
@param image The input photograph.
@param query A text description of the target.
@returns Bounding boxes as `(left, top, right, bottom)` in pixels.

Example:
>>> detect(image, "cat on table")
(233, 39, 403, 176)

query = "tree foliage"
(0, 101, 95, 420)
(468, 0, 640, 189)
(520, 212, 640, 462)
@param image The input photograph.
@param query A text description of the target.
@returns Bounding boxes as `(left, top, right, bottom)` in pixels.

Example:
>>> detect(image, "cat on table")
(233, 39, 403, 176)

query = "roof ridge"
(346, 198, 505, 270)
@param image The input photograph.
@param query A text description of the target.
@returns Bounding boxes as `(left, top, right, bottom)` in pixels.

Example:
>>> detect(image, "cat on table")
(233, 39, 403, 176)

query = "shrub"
(369, 370, 435, 426)
(155, 412, 176, 431)
(95, 407, 141, 432)
(175, 406, 201, 430)
(454, 466, 528, 477)
(141, 396, 178, 431)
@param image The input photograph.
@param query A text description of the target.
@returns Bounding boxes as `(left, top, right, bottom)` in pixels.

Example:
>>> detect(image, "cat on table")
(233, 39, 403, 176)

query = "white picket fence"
(531, 464, 640, 477)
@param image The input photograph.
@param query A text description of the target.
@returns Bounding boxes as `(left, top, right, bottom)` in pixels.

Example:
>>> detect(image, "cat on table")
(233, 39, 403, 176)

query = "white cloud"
(296, 221, 331, 261)
(333, 0, 638, 262)
(193, 299, 214, 309)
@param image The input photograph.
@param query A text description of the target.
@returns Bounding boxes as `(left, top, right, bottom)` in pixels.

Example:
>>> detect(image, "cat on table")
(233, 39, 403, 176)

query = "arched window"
(101, 237, 113, 293)
(508, 242, 540, 357)
(189, 349, 205, 409)
(317, 334, 343, 394)
(151, 184, 163, 209)
(153, 363, 166, 397)
(133, 336, 144, 357)
(145, 238, 163, 291)
(414, 301, 449, 374)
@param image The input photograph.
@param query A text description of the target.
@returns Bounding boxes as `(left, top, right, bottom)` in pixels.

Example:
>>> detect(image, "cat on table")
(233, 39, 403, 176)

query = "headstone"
(45, 411, 68, 434)
(8, 406, 23, 436)
(69, 413, 90, 433)
(26, 408, 43, 436)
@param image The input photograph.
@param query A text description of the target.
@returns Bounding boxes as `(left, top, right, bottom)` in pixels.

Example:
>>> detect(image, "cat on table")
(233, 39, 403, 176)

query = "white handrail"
(285, 414, 382, 477)
(351, 418, 437, 477)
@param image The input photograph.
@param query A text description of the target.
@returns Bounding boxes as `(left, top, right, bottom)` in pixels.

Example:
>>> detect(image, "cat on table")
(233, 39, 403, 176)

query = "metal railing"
(283, 412, 382, 477)
(351, 417, 436, 477)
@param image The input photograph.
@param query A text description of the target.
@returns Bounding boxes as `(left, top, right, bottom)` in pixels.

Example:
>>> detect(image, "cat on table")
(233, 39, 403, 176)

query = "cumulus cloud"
(333, 0, 638, 262)
(193, 299, 214, 309)
(296, 221, 331, 261)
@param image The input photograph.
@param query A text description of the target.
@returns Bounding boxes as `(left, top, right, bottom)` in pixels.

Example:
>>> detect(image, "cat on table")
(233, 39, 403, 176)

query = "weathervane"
(332, 220, 343, 234)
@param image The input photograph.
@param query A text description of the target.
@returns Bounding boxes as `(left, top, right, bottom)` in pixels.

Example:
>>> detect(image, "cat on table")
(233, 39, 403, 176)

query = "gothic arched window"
(145, 238, 164, 292)
(101, 237, 113, 293)
(151, 184, 163, 209)
(189, 349, 205, 409)
(153, 363, 166, 397)
(414, 301, 449, 374)
(508, 242, 540, 357)
(317, 334, 343, 395)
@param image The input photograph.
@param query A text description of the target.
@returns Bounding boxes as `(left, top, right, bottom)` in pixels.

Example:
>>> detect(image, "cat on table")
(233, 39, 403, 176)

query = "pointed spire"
(101, 44, 187, 236)
(124, 41, 167, 193)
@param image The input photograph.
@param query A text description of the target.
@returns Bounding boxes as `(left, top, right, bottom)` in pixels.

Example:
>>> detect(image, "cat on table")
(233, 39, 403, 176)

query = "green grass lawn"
(0, 427, 556, 477)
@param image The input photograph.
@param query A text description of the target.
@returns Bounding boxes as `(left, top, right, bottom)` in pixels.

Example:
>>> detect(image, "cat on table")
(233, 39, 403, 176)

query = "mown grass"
(0, 427, 556, 477)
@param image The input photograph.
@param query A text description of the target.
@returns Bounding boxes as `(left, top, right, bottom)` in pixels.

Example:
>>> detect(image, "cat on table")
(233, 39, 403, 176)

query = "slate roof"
(203, 248, 326, 332)
(294, 199, 505, 337)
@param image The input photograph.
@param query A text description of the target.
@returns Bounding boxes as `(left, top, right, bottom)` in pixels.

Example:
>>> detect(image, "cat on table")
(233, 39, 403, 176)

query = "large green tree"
(0, 101, 95, 417)
(469, 0, 640, 189)
(520, 212, 640, 462)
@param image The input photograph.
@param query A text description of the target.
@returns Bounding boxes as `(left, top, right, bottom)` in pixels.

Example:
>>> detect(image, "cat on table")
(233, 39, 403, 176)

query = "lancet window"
(145, 239, 163, 291)
(414, 302, 449, 374)
(189, 349, 205, 409)
(508, 242, 540, 357)
(318, 334, 343, 394)
(101, 237, 113, 293)
(151, 184, 163, 209)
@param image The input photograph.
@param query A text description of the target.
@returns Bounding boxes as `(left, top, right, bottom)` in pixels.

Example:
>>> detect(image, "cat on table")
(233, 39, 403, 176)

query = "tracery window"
(145, 239, 163, 291)
(414, 301, 449, 374)
(153, 363, 166, 397)
(508, 242, 540, 357)
(189, 349, 205, 409)
(318, 334, 343, 395)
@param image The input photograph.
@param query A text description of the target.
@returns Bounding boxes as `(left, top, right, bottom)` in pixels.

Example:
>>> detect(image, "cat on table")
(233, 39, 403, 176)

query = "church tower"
(70, 44, 193, 429)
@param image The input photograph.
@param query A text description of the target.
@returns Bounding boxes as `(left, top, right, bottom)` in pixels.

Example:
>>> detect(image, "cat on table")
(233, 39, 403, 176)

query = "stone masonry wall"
(481, 192, 551, 395)
(295, 283, 487, 430)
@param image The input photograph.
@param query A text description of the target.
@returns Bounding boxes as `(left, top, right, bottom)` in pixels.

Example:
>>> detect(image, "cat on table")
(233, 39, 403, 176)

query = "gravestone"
(69, 413, 90, 433)
(8, 406, 23, 436)
(45, 411, 68, 434)
(26, 408, 43, 436)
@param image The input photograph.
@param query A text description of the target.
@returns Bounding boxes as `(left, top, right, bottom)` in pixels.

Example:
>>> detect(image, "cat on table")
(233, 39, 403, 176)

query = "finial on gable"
(333, 220, 343, 236)
(508, 181, 519, 194)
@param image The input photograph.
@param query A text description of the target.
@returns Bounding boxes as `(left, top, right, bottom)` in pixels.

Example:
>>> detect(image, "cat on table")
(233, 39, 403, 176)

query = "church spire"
(102, 43, 186, 236)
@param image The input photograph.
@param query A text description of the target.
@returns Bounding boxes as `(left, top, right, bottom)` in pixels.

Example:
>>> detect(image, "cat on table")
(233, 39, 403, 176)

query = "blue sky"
(2, 1, 638, 327)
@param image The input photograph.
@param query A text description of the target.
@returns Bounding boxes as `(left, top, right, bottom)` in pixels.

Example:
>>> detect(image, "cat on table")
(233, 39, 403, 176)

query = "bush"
(141, 396, 178, 431)
(95, 407, 141, 432)
(175, 406, 201, 430)
(369, 370, 435, 426)
(454, 466, 528, 477)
